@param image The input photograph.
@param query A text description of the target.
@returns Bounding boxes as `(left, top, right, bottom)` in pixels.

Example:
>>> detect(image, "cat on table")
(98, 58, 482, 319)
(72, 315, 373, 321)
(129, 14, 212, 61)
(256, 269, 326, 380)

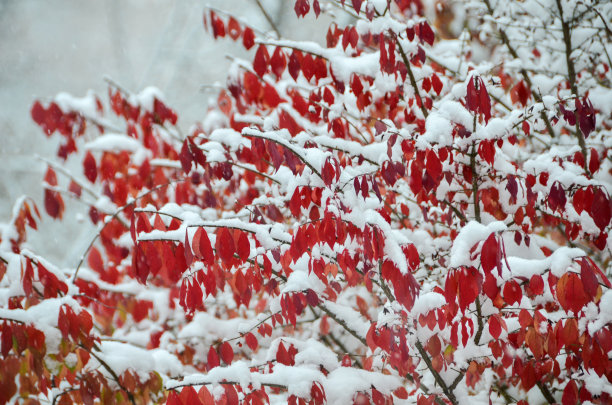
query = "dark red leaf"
(478, 78, 491, 123)
(253, 45, 270, 77)
(83, 152, 97, 183)
(294, 0, 310, 17)
(466, 76, 479, 113)
(184, 231, 194, 267)
(419, 22, 434, 46)
(580, 258, 598, 297)
(321, 159, 335, 186)
(589, 148, 600, 174)
(425, 150, 442, 180)
(44, 190, 63, 220)
(270, 47, 287, 78)
(590, 188, 611, 231)
(313, 0, 321, 17)
(431, 74, 443, 95)
(242, 27, 255, 50)
(179, 140, 193, 174)
(288, 50, 302, 80)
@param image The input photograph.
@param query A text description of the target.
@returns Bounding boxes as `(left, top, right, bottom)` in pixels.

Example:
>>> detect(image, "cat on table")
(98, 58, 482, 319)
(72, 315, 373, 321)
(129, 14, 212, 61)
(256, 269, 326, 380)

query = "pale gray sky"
(0, 0, 333, 264)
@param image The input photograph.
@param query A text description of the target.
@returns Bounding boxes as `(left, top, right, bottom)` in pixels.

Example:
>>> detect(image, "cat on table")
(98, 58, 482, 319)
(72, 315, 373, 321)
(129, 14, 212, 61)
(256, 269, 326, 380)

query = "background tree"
(1, 0, 611, 404)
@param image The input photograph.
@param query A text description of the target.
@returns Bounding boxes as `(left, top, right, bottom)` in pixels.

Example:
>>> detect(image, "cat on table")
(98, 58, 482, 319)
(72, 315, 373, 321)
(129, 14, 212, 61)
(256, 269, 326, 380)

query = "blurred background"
(0, 0, 337, 265)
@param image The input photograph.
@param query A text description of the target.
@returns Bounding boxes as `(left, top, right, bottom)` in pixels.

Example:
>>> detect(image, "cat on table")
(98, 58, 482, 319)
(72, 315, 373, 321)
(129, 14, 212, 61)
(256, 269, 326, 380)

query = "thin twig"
(253, 0, 281, 38)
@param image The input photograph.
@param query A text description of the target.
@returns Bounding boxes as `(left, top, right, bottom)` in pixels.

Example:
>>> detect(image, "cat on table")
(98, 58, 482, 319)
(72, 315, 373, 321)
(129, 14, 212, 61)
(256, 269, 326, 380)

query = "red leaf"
(458, 268, 479, 311)
(224, 385, 239, 404)
(88, 247, 104, 275)
(478, 140, 495, 165)
(580, 259, 598, 297)
(207, 346, 220, 370)
(31, 101, 46, 126)
(288, 50, 302, 80)
(253, 45, 270, 77)
(180, 386, 202, 405)
(576, 97, 596, 138)
(184, 231, 194, 267)
(69, 180, 82, 197)
(510, 80, 529, 106)
(528, 274, 544, 295)
(548, 182, 567, 212)
(270, 47, 287, 78)
(562, 380, 578, 405)
(83, 152, 97, 183)
(488, 315, 502, 339)
(196, 228, 215, 265)
(245, 332, 258, 351)
(431, 74, 443, 95)
(186, 280, 203, 312)
(394, 387, 408, 400)
(216, 228, 236, 263)
(518, 310, 532, 329)
(591, 188, 611, 231)
(44, 167, 58, 186)
(44, 190, 63, 220)
(321, 159, 335, 186)
(466, 76, 479, 113)
(351, 75, 364, 96)
(198, 387, 215, 405)
(211, 14, 225, 39)
(166, 391, 181, 405)
(236, 231, 250, 261)
(521, 362, 537, 390)
(294, 0, 310, 18)
(242, 27, 255, 50)
(313, 0, 321, 16)
(522, 121, 530, 135)
(483, 272, 499, 300)
(227, 17, 241, 40)
(480, 234, 500, 275)
(426, 335, 441, 356)
(557, 272, 588, 313)
(405, 244, 420, 270)
(1, 323, 12, 356)
(478, 78, 492, 123)
(219, 342, 234, 364)
(301, 54, 316, 82)
(352, 0, 363, 15)
(425, 150, 442, 180)
(502, 280, 522, 305)
(276, 341, 296, 366)
(179, 140, 193, 174)
(589, 148, 600, 173)
(419, 21, 435, 46)
(58, 307, 70, 340)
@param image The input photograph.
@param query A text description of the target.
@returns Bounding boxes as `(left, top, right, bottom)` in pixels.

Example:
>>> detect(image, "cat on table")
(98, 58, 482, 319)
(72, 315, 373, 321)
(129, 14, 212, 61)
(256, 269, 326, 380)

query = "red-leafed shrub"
(1, 1, 611, 404)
